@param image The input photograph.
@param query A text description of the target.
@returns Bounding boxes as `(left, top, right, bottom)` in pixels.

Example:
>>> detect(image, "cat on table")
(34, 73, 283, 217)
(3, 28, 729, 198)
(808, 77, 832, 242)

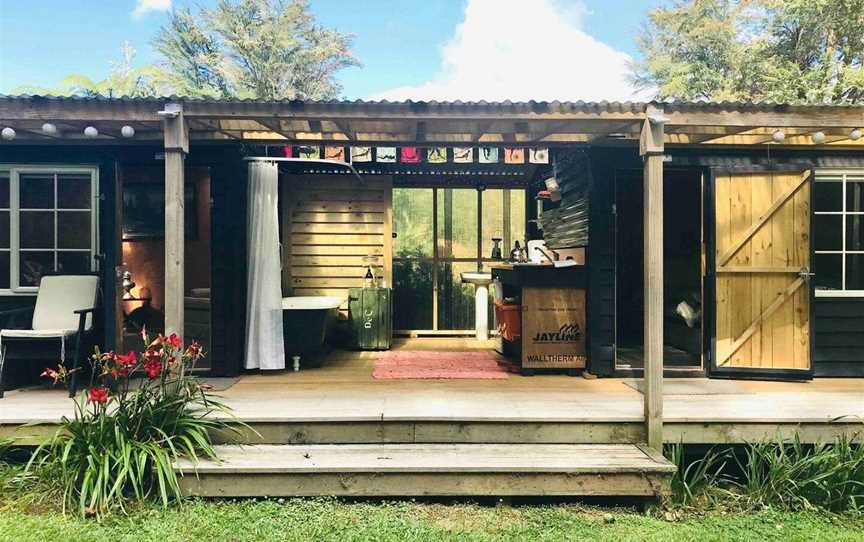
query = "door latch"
(798, 268, 815, 281)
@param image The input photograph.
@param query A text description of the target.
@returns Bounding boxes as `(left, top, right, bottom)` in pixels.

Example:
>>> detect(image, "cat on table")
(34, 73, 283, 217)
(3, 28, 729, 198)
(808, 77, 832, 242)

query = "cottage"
(0, 96, 861, 499)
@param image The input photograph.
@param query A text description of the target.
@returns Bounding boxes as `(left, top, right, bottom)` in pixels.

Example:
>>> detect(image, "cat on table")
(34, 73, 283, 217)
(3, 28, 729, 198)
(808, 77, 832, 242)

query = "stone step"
(175, 443, 675, 498)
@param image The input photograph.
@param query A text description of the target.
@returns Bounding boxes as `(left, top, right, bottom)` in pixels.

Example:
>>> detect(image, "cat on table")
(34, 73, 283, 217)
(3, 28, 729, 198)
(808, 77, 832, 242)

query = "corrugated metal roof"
(2, 93, 861, 113)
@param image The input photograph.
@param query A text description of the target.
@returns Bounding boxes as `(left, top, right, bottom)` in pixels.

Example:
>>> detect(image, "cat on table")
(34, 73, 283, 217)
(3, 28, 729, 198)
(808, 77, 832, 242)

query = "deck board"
(175, 443, 674, 498)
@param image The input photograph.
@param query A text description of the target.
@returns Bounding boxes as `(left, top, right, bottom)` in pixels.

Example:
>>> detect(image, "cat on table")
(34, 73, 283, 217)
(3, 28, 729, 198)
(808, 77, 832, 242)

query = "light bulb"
(850, 129, 862, 141)
(772, 130, 785, 142)
(84, 126, 98, 138)
(811, 131, 826, 144)
(121, 125, 135, 138)
(41, 123, 57, 135)
(1, 127, 15, 141)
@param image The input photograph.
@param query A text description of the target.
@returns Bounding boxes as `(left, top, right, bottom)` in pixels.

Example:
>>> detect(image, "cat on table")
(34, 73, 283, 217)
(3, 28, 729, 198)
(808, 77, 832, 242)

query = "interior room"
(120, 165, 212, 368)
(262, 148, 589, 378)
(614, 168, 704, 371)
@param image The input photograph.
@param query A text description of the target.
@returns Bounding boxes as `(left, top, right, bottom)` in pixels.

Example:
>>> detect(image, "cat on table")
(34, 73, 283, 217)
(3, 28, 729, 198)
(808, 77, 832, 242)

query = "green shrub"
(664, 442, 731, 506)
(732, 433, 864, 512)
(27, 332, 237, 516)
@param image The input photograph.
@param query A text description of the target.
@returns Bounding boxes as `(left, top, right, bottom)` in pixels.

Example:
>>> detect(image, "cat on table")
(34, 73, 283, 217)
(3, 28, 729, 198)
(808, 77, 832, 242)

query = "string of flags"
(281, 145, 550, 165)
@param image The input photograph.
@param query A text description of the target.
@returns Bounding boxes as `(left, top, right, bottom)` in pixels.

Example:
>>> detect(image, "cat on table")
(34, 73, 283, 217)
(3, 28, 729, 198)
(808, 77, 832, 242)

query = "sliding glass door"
(393, 186, 525, 334)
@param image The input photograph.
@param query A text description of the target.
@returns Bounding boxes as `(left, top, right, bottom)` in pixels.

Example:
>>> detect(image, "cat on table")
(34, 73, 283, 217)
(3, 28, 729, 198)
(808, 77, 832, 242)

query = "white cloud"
(131, 0, 171, 19)
(373, 0, 643, 102)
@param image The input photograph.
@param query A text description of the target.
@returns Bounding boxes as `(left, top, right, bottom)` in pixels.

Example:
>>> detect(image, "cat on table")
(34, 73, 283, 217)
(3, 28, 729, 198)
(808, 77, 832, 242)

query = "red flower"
(166, 333, 182, 350)
(41, 367, 62, 385)
(184, 341, 203, 360)
(143, 360, 162, 379)
(117, 351, 137, 368)
(87, 386, 110, 404)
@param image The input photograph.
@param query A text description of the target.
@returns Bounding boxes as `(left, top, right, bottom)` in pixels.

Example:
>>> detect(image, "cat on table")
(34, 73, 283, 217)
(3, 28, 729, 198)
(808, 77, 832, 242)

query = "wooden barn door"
(708, 170, 814, 380)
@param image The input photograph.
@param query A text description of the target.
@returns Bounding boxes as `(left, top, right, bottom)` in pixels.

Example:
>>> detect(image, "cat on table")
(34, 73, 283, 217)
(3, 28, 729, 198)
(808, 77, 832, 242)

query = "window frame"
(814, 168, 864, 298)
(0, 164, 99, 295)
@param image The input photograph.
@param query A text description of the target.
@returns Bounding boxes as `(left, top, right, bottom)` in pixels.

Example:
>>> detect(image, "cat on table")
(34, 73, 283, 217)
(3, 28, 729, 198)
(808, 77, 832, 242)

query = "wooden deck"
(1, 339, 862, 446)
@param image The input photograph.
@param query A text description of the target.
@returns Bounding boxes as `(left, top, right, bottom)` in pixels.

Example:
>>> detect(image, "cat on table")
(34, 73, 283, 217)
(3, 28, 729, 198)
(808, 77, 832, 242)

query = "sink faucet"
(534, 245, 559, 262)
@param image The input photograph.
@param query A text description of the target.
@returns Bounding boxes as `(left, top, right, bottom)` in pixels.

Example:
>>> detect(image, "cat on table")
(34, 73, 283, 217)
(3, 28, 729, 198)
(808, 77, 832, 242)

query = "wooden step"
(175, 443, 675, 498)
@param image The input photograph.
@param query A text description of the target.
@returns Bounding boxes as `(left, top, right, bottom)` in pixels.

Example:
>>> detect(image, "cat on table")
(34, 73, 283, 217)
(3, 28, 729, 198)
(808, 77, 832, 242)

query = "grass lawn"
(0, 498, 862, 542)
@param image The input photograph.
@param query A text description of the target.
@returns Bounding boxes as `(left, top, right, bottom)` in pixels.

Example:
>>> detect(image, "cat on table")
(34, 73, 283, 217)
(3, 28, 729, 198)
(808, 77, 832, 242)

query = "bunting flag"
(453, 147, 473, 163)
(400, 147, 421, 163)
(478, 147, 498, 163)
(324, 145, 345, 161)
(282, 145, 292, 158)
(351, 146, 372, 162)
(295, 145, 320, 159)
(376, 147, 397, 162)
(427, 147, 447, 163)
(504, 147, 525, 164)
(529, 147, 549, 164)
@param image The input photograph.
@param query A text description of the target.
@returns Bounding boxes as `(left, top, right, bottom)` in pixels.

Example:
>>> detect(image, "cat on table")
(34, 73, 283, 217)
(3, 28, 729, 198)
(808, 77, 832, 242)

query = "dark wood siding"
(202, 150, 246, 377)
(586, 149, 619, 376)
(814, 297, 864, 376)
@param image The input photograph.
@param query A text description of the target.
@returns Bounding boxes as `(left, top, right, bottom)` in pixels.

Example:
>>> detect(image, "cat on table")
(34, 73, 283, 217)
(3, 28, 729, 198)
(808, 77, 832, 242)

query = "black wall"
(814, 297, 864, 376)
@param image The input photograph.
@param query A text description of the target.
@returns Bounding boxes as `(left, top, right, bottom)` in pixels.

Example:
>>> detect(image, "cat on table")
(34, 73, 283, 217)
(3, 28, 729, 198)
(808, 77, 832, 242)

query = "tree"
(153, 0, 359, 100)
(632, 0, 864, 104)
(12, 42, 170, 97)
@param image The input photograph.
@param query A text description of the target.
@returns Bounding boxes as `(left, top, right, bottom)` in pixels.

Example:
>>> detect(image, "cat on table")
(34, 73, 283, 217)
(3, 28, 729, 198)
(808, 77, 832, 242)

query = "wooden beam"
(416, 121, 427, 142)
(162, 103, 188, 349)
(717, 171, 810, 267)
(640, 104, 664, 452)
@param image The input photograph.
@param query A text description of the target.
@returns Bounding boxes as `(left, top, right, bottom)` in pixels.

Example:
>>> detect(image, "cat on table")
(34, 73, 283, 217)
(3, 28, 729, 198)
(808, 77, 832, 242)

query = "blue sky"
(0, 0, 661, 100)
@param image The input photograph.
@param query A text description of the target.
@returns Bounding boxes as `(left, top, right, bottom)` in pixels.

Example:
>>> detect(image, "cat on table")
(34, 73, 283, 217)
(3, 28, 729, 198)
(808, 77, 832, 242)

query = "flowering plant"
(28, 328, 236, 516)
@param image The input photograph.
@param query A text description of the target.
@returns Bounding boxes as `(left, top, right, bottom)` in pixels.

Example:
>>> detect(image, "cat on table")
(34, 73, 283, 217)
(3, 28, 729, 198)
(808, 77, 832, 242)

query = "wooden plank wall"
(282, 175, 393, 311)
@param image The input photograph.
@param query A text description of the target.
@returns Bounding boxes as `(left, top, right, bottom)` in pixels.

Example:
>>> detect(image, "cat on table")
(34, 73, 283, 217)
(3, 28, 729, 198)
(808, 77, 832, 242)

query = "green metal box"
(348, 287, 392, 350)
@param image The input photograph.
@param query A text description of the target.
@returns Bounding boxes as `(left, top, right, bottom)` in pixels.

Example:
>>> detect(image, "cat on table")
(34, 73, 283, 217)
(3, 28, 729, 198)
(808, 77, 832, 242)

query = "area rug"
(623, 379, 750, 395)
(373, 351, 511, 380)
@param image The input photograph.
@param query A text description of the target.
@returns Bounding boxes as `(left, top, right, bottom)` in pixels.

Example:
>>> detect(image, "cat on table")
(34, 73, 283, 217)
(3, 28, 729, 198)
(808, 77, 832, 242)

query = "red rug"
(373, 351, 511, 380)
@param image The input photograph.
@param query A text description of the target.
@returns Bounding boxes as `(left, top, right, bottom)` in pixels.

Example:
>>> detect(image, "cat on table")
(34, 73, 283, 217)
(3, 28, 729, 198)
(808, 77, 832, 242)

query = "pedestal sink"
(460, 272, 493, 340)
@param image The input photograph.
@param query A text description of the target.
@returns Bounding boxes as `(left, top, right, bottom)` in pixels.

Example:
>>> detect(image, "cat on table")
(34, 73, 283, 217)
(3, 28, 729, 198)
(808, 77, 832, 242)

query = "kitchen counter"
(491, 263, 588, 375)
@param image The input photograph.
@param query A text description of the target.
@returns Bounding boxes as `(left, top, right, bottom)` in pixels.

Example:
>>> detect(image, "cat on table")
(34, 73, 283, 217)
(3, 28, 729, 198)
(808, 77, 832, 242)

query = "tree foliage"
(633, 0, 864, 103)
(153, 0, 359, 100)
(11, 43, 171, 97)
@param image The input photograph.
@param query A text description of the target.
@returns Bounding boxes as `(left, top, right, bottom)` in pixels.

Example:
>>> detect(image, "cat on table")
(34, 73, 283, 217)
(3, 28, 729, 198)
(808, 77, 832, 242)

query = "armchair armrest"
(74, 307, 97, 334)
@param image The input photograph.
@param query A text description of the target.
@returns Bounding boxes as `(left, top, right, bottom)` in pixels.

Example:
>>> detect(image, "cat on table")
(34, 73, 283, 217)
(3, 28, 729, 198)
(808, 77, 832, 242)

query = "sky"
(0, 0, 661, 101)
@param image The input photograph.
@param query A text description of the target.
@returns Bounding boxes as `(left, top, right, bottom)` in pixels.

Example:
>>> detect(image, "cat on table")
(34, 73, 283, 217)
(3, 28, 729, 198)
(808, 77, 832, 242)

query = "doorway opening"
(392, 185, 526, 334)
(614, 169, 704, 371)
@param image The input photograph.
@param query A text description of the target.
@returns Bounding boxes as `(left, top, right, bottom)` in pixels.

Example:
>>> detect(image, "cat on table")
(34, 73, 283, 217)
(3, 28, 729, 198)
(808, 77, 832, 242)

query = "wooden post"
(640, 105, 665, 451)
(162, 103, 189, 343)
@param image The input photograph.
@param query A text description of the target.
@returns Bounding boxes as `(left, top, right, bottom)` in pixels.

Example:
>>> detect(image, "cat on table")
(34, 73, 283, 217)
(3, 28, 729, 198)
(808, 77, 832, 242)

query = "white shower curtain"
(245, 161, 286, 370)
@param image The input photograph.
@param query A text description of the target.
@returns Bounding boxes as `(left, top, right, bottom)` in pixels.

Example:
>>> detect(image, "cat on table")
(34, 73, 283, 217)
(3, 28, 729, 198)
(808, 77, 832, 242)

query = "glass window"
(437, 188, 478, 259)
(0, 174, 9, 286)
(815, 171, 864, 295)
(392, 185, 527, 331)
(0, 168, 96, 291)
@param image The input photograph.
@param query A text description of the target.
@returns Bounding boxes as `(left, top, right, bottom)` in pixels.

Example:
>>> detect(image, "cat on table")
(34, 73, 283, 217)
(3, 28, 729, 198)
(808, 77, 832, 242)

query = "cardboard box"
(521, 287, 587, 369)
